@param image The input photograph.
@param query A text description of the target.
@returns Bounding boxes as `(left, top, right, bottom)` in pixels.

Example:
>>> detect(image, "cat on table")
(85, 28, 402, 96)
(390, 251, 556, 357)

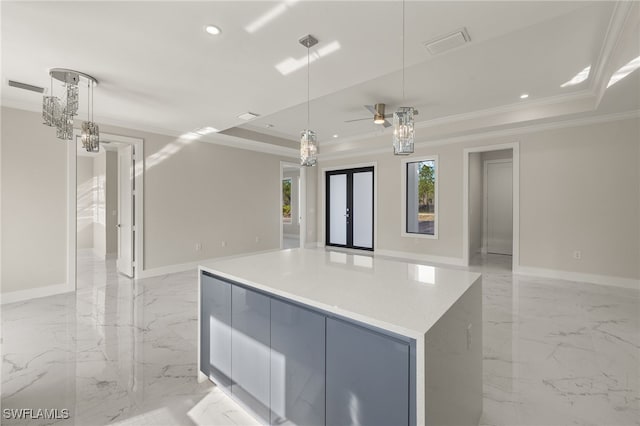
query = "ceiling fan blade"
(383, 120, 392, 128)
(344, 117, 371, 123)
(363, 105, 377, 114)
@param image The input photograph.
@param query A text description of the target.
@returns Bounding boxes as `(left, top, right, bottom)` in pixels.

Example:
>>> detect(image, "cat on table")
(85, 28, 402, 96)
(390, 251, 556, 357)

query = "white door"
(117, 145, 134, 277)
(486, 161, 513, 255)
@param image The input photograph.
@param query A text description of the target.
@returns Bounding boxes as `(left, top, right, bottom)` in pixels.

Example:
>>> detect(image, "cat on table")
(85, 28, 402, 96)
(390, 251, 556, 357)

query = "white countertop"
(199, 249, 481, 339)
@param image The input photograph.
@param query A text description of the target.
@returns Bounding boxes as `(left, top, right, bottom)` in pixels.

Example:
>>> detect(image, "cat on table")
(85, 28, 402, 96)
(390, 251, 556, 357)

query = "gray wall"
(1, 106, 292, 296)
(468, 153, 482, 256)
(317, 118, 640, 280)
(1, 107, 67, 293)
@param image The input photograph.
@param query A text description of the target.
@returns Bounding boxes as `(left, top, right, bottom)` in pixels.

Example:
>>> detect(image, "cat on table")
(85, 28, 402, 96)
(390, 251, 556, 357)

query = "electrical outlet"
(573, 250, 582, 260)
(221, 240, 227, 248)
(195, 243, 202, 252)
(255, 236, 260, 243)
(466, 323, 472, 350)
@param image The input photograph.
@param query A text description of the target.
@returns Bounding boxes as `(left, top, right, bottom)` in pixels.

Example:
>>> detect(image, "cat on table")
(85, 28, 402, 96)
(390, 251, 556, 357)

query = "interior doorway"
(69, 132, 144, 290)
(463, 143, 519, 270)
(280, 162, 306, 249)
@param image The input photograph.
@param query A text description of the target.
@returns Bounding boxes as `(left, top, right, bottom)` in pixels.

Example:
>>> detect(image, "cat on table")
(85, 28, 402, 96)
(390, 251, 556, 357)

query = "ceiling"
(2, 1, 639, 155)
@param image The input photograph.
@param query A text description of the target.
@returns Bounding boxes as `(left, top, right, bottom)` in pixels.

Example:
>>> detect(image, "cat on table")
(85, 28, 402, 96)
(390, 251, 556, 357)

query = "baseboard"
(515, 265, 640, 290)
(1, 282, 73, 305)
(306, 242, 323, 249)
(374, 249, 465, 267)
(138, 249, 281, 279)
(283, 233, 300, 239)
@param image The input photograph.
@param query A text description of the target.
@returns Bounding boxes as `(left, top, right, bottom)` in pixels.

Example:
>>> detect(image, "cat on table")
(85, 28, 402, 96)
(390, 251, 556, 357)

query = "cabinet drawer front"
(232, 285, 271, 422)
(201, 274, 232, 389)
(326, 317, 410, 426)
(270, 298, 326, 426)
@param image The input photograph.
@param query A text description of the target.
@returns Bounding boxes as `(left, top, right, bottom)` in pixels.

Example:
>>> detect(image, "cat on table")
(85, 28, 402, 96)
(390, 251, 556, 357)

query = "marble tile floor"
(1, 251, 638, 426)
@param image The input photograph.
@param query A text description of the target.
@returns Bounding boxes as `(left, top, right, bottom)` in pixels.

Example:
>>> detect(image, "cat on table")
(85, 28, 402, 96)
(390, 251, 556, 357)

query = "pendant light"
(81, 78, 100, 152)
(393, 0, 415, 155)
(300, 34, 318, 167)
(42, 68, 98, 145)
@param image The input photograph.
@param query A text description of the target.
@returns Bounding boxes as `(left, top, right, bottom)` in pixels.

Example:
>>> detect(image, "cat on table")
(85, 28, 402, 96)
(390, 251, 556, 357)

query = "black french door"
(325, 167, 374, 250)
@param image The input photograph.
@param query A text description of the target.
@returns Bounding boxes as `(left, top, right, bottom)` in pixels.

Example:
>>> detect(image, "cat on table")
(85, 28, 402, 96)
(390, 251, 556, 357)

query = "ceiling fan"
(345, 103, 419, 128)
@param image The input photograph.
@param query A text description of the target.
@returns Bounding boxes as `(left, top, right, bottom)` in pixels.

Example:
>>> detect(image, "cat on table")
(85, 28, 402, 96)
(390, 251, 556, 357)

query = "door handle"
(117, 224, 121, 228)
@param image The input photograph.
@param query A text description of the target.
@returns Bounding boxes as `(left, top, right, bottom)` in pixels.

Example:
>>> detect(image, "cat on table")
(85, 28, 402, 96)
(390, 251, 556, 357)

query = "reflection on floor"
(283, 236, 299, 249)
(2, 251, 638, 425)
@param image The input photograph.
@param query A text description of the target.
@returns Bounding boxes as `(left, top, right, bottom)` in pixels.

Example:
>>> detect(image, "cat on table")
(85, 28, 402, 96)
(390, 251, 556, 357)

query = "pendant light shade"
(393, 0, 415, 155)
(300, 129, 318, 166)
(393, 107, 415, 155)
(299, 34, 319, 167)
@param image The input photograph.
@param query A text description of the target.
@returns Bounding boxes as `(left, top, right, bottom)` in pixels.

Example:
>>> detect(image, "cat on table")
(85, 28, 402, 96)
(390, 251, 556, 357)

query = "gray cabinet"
(201, 272, 415, 426)
(326, 317, 410, 426)
(270, 298, 325, 426)
(200, 274, 232, 390)
(232, 285, 271, 422)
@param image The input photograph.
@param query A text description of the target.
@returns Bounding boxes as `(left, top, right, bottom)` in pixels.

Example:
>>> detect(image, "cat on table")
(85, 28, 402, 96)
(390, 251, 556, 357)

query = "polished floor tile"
(1, 251, 638, 425)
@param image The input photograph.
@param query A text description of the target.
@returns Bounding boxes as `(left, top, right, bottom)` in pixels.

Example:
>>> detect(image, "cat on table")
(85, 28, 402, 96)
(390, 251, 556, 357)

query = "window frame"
(400, 155, 439, 239)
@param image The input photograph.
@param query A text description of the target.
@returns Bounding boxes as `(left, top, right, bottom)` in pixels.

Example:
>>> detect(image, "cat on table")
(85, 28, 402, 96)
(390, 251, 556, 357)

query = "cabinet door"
(270, 298, 325, 426)
(326, 318, 410, 426)
(200, 274, 232, 390)
(232, 286, 271, 422)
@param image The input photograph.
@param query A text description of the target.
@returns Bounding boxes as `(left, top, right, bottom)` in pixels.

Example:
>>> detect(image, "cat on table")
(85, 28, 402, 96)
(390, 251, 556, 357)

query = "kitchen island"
(198, 249, 482, 426)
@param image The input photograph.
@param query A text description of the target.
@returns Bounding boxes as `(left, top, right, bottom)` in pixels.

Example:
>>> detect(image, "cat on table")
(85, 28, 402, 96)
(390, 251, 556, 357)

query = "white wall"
(1, 107, 67, 293)
(1, 106, 294, 298)
(317, 117, 640, 281)
(283, 169, 300, 237)
(105, 150, 118, 255)
(76, 156, 94, 250)
(92, 150, 107, 258)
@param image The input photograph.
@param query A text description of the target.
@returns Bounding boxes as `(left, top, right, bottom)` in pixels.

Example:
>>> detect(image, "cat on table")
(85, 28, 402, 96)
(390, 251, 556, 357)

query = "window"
(282, 178, 292, 223)
(403, 156, 438, 238)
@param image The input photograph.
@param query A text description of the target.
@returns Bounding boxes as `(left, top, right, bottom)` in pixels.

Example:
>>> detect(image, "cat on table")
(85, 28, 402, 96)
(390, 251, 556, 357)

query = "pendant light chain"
(307, 45, 310, 130)
(402, 0, 405, 103)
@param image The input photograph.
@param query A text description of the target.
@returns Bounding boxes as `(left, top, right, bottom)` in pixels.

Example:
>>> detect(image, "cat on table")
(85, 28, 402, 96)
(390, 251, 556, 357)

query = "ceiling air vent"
(8, 79, 45, 93)
(423, 28, 471, 55)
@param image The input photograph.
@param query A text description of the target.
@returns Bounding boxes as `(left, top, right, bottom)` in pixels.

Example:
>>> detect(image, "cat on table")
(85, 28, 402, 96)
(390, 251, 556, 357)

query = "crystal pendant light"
(393, 0, 415, 155)
(42, 68, 98, 142)
(300, 34, 319, 167)
(81, 79, 100, 152)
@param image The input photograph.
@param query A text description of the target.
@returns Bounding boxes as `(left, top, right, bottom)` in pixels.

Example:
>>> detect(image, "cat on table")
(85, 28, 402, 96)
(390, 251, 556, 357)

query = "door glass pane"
(282, 178, 292, 224)
(329, 174, 347, 245)
(353, 171, 373, 248)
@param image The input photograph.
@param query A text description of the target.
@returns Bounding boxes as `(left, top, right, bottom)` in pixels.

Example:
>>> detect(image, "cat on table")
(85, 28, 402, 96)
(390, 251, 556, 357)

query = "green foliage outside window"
(282, 178, 292, 220)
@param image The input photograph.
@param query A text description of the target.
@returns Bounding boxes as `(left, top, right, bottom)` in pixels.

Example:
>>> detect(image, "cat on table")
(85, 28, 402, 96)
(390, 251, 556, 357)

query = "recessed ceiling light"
(205, 25, 221, 35)
(520, 93, 529, 99)
(332, 134, 339, 138)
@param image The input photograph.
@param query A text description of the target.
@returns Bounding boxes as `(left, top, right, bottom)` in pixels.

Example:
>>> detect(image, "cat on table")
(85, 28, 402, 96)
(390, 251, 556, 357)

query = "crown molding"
(1, 100, 298, 159)
(322, 90, 595, 150)
(591, 1, 637, 108)
(318, 110, 640, 162)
